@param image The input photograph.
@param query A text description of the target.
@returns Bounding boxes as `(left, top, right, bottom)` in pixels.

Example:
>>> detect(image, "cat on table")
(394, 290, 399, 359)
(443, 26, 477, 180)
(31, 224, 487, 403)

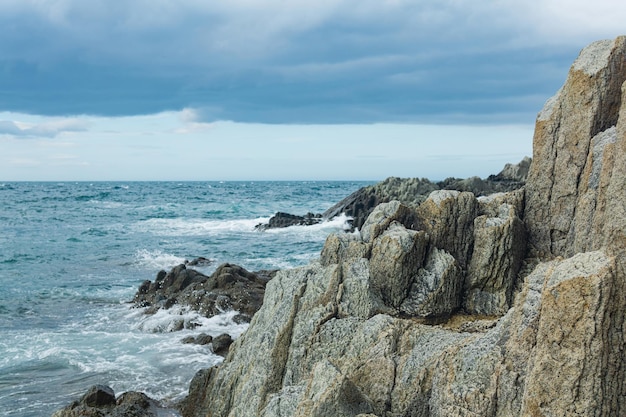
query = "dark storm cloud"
(0, 1, 622, 123)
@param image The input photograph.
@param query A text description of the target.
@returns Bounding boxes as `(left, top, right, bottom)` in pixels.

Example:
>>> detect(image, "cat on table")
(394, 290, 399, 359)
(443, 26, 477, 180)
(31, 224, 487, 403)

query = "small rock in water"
(212, 333, 233, 356)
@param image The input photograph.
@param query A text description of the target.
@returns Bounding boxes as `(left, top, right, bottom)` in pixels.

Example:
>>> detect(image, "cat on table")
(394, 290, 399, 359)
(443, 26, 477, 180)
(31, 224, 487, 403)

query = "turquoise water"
(0, 181, 368, 416)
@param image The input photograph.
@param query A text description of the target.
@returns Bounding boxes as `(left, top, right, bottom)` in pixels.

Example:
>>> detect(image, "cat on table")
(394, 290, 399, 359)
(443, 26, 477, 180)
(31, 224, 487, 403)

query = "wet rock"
(52, 385, 168, 417)
(182, 333, 213, 345)
(256, 212, 323, 230)
(211, 333, 233, 356)
(133, 263, 274, 324)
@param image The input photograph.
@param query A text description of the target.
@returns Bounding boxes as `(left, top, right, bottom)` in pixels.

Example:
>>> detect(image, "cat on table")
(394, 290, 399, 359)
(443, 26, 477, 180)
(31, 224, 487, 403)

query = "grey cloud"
(0, 1, 621, 123)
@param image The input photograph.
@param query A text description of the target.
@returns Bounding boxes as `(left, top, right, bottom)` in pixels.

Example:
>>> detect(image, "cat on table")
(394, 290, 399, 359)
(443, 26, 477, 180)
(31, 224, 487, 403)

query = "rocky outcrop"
(323, 158, 530, 231)
(134, 263, 277, 324)
(52, 385, 170, 417)
(178, 36, 626, 417)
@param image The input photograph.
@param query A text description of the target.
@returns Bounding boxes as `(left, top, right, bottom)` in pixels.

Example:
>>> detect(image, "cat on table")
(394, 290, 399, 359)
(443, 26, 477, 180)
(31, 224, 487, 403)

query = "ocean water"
(0, 181, 369, 416)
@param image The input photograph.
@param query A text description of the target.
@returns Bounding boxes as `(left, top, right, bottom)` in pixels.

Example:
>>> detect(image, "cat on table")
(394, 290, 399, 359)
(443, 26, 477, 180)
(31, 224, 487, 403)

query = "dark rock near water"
(185, 257, 213, 267)
(255, 211, 323, 230)
(52, 385, 169, 417)
(134, 263, 277, 324)
(82, 384, 116, 407)
(211, 333, 233, 356)
(182, 333, 213, 345)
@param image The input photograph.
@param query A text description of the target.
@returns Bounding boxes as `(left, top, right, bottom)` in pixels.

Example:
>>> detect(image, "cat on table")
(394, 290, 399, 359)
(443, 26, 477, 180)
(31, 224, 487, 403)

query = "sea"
(0, 181, 369, 416)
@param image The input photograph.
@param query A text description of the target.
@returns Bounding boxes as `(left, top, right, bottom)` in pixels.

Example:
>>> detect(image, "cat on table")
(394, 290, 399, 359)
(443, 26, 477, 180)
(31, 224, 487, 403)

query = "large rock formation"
(322, 157, 530, 231)
(178, 36, 626, 417)
(525, 37, 626, 258)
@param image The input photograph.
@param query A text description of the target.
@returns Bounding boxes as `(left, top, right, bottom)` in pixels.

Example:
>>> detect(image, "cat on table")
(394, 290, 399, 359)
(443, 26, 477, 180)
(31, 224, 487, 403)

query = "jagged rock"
(525, 36, 626, 258)
(52, 386, 167, 417)
(464, 203, 527, 315)
(369, 222, 429, 309)
(488, 156, 532, 182)
(323, 163, 530, 233)
(399, 247, 463, 318)
(360, 200, 418, 243)
(416, 190, 478, 269)
(477, 188, 525, 218)
(323, 177, 438, 231)
(134, 263, 274, 324)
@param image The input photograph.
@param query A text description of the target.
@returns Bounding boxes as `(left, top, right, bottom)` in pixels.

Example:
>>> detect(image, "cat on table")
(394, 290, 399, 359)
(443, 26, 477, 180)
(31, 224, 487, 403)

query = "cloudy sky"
(0, 1, 624, 181)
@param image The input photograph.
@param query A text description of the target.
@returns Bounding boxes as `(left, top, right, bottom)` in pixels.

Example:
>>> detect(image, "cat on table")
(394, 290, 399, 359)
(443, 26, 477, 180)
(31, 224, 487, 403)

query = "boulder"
(211, 333, 233, 356)
(359, 200, 418, 243)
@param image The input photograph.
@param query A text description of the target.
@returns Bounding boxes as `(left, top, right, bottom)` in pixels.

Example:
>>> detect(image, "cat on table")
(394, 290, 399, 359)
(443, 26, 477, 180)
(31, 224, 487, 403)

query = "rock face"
(525, 36, 626, 259)
(178, 36, 626, 417)
(134, 263, 276, 324)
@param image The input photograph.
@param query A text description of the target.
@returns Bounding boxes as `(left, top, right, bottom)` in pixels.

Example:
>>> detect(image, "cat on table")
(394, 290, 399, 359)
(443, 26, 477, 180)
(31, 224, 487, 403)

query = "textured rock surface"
(416, 190, 478, 270)
(464, 203, 527, 315)
(525, 36, 626, 258)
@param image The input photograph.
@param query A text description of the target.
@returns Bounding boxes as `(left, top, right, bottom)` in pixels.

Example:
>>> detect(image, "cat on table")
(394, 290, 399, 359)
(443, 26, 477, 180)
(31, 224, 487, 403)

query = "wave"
(263, 213, 352, 235)
(128, 307, 248, 338)
(133, 249, 188, 271)
(133, 217, 271, 237)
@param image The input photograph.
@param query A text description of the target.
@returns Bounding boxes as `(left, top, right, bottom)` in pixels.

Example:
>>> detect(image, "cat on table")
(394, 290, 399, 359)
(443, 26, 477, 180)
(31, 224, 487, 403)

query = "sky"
(0, 1, 624, 181)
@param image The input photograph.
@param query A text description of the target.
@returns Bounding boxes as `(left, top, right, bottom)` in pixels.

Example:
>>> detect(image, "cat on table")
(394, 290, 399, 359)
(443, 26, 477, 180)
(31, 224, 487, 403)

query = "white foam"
(134, 249, 187, 270)
(134, 217, 270, 237)
(129, 306, 248, 338)
(263, 213, 352, 235)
